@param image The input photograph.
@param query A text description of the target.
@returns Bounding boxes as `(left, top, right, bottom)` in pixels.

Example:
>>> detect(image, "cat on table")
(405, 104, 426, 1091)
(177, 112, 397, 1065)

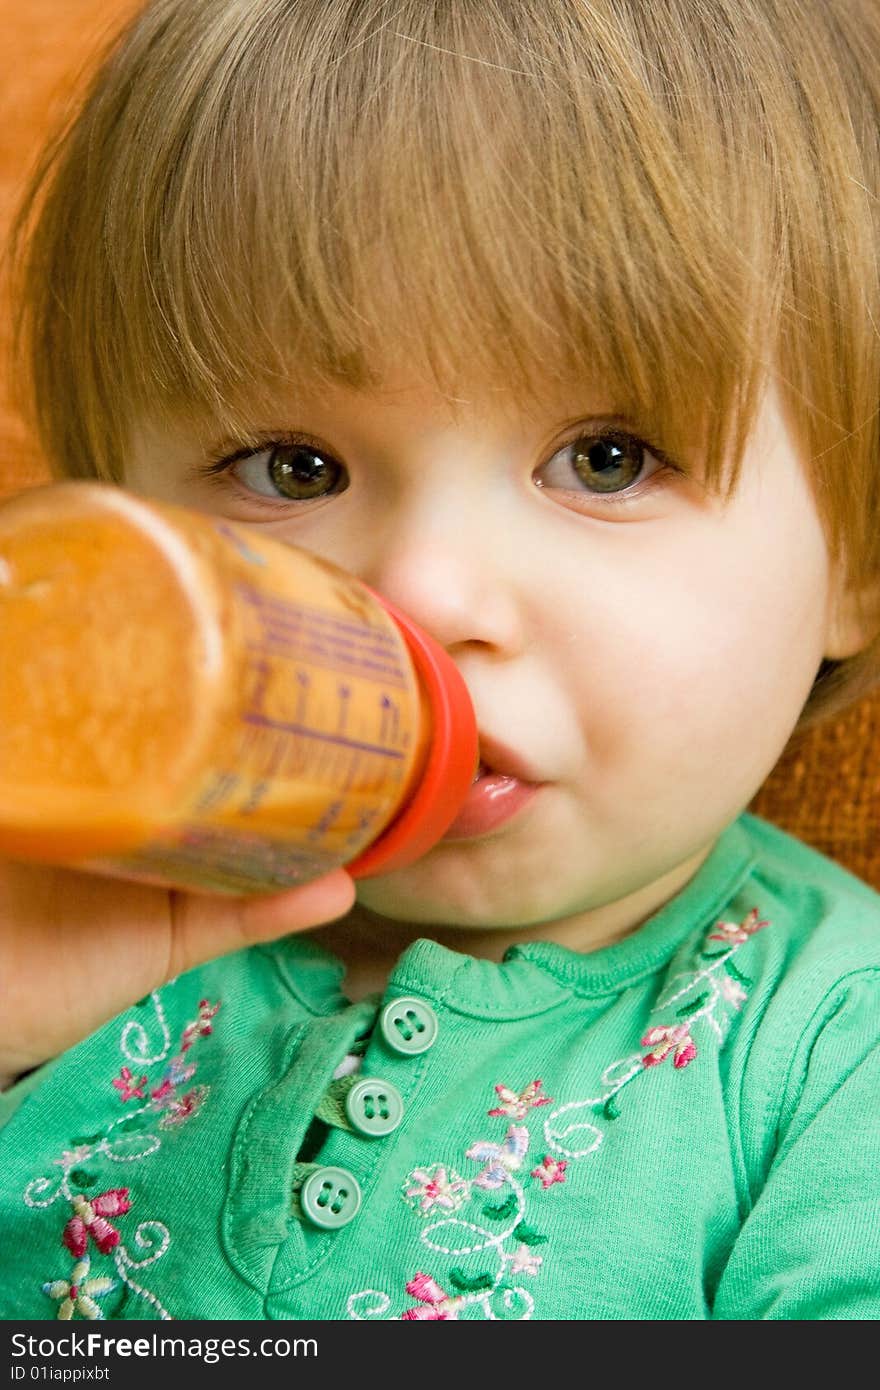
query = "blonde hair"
(7, 0, 880, 721)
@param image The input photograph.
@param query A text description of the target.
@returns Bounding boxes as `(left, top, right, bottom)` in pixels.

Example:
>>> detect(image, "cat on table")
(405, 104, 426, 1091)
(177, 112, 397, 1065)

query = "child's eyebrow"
(195, 410, 697, 467)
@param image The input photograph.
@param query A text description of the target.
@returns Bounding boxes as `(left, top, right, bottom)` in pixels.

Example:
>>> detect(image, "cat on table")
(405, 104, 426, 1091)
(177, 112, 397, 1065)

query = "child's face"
(126, 373, 849, 939)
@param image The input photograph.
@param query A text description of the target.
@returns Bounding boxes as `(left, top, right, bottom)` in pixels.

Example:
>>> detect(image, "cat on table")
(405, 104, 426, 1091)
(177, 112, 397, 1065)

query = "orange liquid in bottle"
(0, 482, 477, 893)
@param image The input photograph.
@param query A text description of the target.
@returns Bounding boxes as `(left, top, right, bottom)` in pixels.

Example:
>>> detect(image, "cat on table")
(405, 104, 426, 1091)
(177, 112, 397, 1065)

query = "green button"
(379, 997, 438, 1055)
(345, 1077, 404, 1137)
(300, 1166, 362, 1230)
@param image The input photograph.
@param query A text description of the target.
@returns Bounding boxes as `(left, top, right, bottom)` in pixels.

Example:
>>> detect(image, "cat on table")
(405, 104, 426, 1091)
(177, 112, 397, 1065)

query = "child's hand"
(0, 858, 356, 1087)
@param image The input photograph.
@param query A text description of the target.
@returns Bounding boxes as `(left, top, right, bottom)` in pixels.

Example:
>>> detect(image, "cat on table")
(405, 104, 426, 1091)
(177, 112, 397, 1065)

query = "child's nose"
(364, 513, 524, 657)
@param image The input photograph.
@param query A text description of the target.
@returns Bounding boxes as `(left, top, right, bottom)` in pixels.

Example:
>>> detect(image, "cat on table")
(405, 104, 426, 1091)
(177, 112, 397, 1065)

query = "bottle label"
(89, 530, 424, 892)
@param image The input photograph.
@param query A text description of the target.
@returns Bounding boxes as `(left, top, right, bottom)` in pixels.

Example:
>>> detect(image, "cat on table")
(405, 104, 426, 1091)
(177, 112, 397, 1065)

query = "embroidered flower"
(30, 989, 220, 1324)
(158, 1086, 208, 1128)
(43, 1258, 115, 1321)
(401, 1273, 464, 1320)
(507, 1244, 544, 1276)
(403, 1164, 469, 1215)
(466, 1125, 529, 1190)
(708, 907, 769, 946)
(112, 1066, 147, 1102)
(180, 999, 220, 1052)
(151, 1056, 196, 1104)
(148, 1038, 206, 1128)
(53, 1145, 93, 1169)
(530, 1155, 567, 1189)
(488, 1079, 553, 1119)
(641, 1023, 697, 1069)
(62, 1189, 132, 1258)
(719, 973, 748, 1009)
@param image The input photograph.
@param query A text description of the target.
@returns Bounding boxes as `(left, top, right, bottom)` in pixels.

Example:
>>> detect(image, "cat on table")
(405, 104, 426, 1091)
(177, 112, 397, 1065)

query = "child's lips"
(444, 735, 544, 840)
(473, 734, 544, 786)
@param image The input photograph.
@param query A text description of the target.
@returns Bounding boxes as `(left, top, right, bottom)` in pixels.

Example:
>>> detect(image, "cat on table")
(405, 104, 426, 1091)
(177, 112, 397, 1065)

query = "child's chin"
(354, 857, 569, 931)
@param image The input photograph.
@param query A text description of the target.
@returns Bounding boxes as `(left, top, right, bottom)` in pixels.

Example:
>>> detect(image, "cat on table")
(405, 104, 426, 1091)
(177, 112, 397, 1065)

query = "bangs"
(9, 0, 856, 488)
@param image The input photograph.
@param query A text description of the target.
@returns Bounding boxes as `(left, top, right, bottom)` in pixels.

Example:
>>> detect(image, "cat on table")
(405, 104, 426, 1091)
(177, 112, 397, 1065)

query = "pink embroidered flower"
(62, 1189, 132, 1259)
(180, 999, 221, 1052)
(53, 1145, 93, 1169)
(151, 1057, 196, 1104)
(401, 1273, 464, 1320)
(508, 1244, 543, 1276)
(403, 1164, 469, 1214)
(466, 1125, 529, 1190)
(641, 1023, 697, 1069)
(530, 1155, 567, 1188)
(719, 974, 747, 1009)
(112, 1066, 147, 1102)
(43, 1257, 115, 1321)
(709, 907, 769, 946)
(146, 1012, 211, 1126)
(158, 1086, 208, 1128)
(488, 1079, 553, 1119)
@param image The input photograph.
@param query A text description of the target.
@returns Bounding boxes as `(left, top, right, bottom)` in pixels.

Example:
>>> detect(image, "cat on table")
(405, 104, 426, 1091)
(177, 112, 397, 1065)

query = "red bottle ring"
(346, 593, 478, 879)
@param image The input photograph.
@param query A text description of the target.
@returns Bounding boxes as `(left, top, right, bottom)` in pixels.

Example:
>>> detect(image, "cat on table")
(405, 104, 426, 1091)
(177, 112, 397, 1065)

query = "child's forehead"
(163, 364, 653, 449)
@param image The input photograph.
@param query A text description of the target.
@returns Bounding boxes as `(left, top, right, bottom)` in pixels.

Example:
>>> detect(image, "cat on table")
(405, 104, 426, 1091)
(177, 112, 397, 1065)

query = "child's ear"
(825, 574, 880, 660)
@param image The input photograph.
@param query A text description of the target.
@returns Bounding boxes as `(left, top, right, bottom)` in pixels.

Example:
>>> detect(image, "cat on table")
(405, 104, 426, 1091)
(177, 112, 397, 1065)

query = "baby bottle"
(0, 481, 478, 893)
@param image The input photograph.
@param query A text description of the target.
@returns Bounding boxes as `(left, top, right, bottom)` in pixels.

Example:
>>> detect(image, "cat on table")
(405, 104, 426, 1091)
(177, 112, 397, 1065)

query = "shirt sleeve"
(712, 969, 880, 1319)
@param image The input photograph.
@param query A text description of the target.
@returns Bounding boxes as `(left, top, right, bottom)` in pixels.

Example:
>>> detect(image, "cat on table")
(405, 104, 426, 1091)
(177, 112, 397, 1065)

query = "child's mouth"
(443, 742, 543, 840)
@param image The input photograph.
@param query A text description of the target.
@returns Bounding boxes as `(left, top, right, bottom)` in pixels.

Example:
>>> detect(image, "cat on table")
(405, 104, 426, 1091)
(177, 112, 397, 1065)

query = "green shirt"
(2, 814, 879, 1320)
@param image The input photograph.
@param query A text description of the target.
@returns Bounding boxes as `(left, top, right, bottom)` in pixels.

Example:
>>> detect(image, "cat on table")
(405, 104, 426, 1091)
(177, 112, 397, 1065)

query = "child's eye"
(534, 430, 664, 497)
(211, 440, 349, 502)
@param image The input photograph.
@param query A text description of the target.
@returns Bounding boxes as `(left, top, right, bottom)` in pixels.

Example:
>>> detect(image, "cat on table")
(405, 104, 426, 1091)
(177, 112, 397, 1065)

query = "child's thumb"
(170, 869, 357, 977)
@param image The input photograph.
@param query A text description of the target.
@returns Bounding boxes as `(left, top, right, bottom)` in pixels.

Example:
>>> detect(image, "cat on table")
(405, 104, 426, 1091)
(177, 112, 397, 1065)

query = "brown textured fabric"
(2, 0, 879, 889)
(750, 699, 880, 888)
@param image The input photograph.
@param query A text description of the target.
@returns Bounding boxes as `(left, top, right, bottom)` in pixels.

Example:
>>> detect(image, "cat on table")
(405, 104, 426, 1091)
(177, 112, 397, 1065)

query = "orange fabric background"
(2, 0, 879, 887)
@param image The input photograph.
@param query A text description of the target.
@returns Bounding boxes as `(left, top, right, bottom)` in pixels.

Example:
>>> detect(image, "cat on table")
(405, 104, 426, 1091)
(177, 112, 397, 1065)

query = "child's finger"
(236, 868, 357, 938)
(169, 869, 357, 978)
